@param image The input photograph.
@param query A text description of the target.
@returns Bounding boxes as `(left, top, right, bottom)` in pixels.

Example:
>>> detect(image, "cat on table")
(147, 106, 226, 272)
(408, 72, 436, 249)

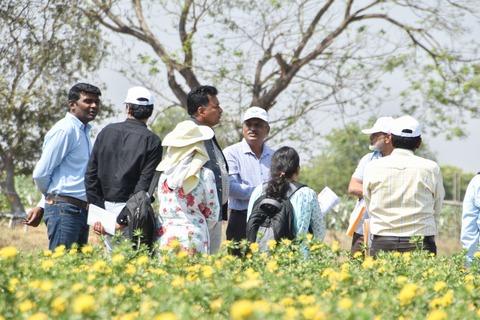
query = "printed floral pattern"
(156, 168, 220, 253)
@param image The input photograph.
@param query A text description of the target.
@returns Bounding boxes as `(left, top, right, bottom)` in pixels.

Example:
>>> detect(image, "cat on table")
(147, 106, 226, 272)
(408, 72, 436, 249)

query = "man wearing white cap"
(347, 116, 394, 254)
(363, 115, 444, 256)
(223, 107, 274, 245)
(85, 86, 162, 244)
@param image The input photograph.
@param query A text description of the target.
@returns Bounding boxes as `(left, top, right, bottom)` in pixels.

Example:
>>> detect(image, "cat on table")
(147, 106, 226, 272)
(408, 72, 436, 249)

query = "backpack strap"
(286, 182, 306, 200)
(148, 171, 162, 199)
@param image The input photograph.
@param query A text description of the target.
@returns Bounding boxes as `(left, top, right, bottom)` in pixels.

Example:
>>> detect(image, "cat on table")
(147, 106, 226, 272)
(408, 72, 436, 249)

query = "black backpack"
(119, 171, 161, 250)
(246, 182, 305, 251)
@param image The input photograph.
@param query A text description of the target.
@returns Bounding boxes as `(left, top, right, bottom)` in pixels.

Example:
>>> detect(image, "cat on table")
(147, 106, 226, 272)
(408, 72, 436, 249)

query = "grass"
(0, 219, 461, 255)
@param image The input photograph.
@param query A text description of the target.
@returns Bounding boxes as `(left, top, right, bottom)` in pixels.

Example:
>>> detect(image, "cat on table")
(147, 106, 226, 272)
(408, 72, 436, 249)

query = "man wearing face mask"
(347, 116, 394, 254)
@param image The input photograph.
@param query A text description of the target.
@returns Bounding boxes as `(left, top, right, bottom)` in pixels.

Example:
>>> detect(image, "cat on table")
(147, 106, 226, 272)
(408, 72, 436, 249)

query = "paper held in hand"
(317, 186, 340, 215)
(87, 204, 119, 235)
(346, 198, 367, 237)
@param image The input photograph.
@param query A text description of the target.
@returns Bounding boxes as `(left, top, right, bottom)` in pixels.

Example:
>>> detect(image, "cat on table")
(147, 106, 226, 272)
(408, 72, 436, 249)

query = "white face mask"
(368, 139, 385, 153)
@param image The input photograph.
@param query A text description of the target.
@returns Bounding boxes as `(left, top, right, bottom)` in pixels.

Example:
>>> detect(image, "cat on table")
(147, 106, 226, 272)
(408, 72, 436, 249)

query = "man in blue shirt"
(461, 173, 480, 265)
(223, 107, 274, 244)
(25, 83, 101, 250)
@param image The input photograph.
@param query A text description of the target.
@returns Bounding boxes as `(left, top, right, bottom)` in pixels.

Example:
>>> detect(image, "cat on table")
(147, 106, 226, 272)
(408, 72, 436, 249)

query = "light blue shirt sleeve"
(290, 187, 326, 240)
(246, 185, 264, 220)
(461, 175, 480, 264)
(32, 128, 71, 195)
(229, 174, 256, 200)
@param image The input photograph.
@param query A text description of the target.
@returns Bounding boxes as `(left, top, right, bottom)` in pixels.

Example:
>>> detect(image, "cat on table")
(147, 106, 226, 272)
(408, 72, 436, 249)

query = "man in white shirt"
(363, 115, 445, 256)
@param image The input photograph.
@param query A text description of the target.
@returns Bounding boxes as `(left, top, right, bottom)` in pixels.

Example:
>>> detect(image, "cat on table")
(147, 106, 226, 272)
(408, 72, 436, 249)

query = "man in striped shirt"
(363, 115, 445, 256)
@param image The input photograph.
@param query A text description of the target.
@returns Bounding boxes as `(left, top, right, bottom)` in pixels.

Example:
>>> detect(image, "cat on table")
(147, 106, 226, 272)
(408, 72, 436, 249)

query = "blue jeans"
(44, 202, 89, 250)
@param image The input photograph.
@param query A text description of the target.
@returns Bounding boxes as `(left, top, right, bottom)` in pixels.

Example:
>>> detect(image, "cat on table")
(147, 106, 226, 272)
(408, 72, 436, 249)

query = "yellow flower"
(303, 305, 326, 320)
(230, 299, 253, 320)
(474, 251, 480, 259)
(267, 239, 277, 250)
(464, 274, 474, 283)
(72, 283, 84, 292)
(126, 264, 136, 275)
(27, 312, 48, 320)
(41, 260, 54, 271)
(92, 260, 109, 273)
(284, 307, 298, 319)
(176, 250, 188, 259)
(18, 300, 35, 312)
(338, 298, 353, 310)
(202, 265, 214, 278)
(154, 312, 177, 320)
(43, 250, 52, 257)
(52, 245, 65, 258)
(112, 254, 125, 265)
(362, 257, 375, 269)
(171, 276, 185, 288)
(396, 276, 408, 285)
(51, 296, 67, 314)
(131, 284, 142, 294)
(114, 284, 126, 296)
(266, 260, 278, 273)
(427, 310, 448, 320)
(0, 246, 18, 259)
(249, 242, 259, 253)
(73, 294, 96, 314)
(167, 239, 181, 249)
(280, 297, 295, 306)
(81, 245, 94, 255)
(353, 251, 363, 258)
(298, 294, 316, 306)
(433, 281, 447, 292)
(252, 300, 270, 313)
(330, 240, 340, 252)
(40, 280, 53, 292)
(238, 279, 262, 290)
(281, 238, 292, 246)
(398, 283, 419, 306)
(210, 298, 223, 311)
(8, 278, 19, 292)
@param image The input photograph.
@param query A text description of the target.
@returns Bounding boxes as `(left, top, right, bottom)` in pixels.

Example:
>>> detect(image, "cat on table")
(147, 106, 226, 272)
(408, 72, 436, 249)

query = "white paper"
(87, 204, 119, 235)
(317, 186, 340, 214)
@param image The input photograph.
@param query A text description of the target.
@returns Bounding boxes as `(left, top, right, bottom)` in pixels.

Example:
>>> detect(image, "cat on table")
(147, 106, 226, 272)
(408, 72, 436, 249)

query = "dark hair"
(68, 83, 101, 102)
(391, 134, 422, 151)
(265, 146, 300, 199)
(127, 103, 154, 119)
(187, 85, 218, 115)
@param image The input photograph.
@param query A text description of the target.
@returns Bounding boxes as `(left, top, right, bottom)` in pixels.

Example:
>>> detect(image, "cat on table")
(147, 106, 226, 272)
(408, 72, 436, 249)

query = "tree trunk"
(0, 154, 25, 216)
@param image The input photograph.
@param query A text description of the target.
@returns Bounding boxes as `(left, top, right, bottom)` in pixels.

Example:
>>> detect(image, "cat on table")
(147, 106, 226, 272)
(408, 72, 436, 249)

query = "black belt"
(230, 209, 247, 214)
(46, 194, 88, 210)
(373, 235, 435, 241)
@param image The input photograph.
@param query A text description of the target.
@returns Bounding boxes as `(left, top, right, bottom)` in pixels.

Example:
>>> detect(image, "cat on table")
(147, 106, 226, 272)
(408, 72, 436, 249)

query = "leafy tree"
(441, 165, 475, 201)
(0, 0, 110, 215)
(87, 0, 479, 144)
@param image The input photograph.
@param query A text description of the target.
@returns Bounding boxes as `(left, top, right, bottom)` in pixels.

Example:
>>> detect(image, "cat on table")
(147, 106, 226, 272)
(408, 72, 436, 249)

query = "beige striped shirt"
(363, 149, 445, 236)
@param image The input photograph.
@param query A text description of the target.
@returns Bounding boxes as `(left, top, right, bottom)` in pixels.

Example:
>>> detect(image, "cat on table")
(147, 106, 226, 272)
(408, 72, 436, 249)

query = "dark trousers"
(44, 202, 89, 250)
(370, 235, 436, 257)
(226, 209, 247, 241)
(351, 232, 365, 255)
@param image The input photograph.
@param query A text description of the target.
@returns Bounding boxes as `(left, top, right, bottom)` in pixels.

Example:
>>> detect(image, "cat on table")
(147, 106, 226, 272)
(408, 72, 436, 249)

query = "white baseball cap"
(243, 107, 269, 123)
(124, 86, 155, 106)
(361, 116, 394, 134)
(391, 115, 422, 137)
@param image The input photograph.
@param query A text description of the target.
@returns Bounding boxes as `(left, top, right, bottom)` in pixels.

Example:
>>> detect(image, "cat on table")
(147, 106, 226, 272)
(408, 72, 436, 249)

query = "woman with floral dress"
(155, 121, 220, 254)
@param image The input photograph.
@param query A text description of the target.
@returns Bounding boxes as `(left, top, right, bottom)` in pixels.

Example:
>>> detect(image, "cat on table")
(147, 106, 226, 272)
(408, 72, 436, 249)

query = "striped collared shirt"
(363, 148, 445, 236)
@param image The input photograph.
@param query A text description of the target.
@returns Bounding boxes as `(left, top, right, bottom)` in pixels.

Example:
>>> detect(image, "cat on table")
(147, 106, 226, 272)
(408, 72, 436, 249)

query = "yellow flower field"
(1, 238, 479, 319)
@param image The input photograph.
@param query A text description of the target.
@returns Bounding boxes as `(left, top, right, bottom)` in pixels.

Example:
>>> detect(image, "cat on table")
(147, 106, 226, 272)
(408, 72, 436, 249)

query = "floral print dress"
(156, 167, 220, 254)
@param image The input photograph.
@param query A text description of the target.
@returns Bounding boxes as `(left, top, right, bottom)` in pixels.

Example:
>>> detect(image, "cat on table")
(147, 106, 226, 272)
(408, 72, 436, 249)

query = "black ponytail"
(265, 146, 300, 199)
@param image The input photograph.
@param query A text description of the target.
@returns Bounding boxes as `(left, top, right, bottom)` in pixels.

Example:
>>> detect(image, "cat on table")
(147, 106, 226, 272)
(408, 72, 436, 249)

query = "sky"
(96, 67, 479, 174)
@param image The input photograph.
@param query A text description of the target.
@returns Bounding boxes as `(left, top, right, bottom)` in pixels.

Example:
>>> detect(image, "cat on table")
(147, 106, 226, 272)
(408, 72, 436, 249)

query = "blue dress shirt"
(460, 174, 480, 264)
(223, 139, 273, 211)
(33, 113, 92, 201)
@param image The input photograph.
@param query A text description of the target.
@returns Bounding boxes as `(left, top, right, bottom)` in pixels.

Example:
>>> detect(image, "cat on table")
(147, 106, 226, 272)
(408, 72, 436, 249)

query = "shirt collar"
(391, 148, 415, 156)
(240, 139, 272, 158)
(66, 112, 91, 130)
(126, 118, 147, 127)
